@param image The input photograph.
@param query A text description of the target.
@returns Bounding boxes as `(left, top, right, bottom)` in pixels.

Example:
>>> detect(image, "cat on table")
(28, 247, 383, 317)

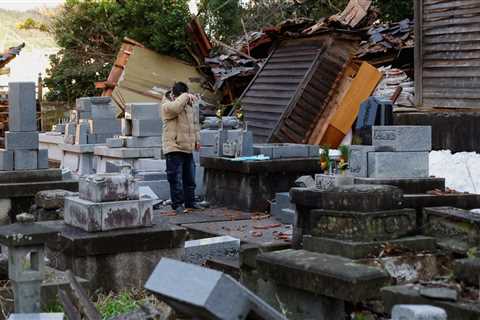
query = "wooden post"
(414, 0, 423, 108)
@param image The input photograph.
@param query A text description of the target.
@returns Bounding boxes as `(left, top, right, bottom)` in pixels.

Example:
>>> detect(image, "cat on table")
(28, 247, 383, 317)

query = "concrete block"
(373, 126, 432, 152)
(199, 146, 218, 157)
(94, 146, 160, 158)
(106, 137, 125, 148)
(125, 136, 162, 148)
(272, 144, 309, 159)
(368, 151, 429, 178)
(8, 82, 37, 132)
(93, 134, 111, 144)
(184, 235, 240, 265)
(37, 149, 49, 169)
(145, 258, 286, 320)
(132, 119, 162, 137)
(392, 305, 446, 320)
(90, 105, 117, 119)
(14, 150, 37, 170)
(88, 119, 121, 135)
(74, 122, 89, 145)
(134, 159, 166, 172)
(137, 180, 170, 200)
(348, 145, 376, 177)
(79, 173, 137, 202)
(125, 103, 160, 120)
(64, 196, 153, 231)
(200, 130, 219, 146)
(0, 150, 14, 171)
(76, 96, 113, 112)
(5, 131, 39, 150)
(78, 153, 95, 176)
(87, 134, 96, 144)
(121, 119, 132, 136)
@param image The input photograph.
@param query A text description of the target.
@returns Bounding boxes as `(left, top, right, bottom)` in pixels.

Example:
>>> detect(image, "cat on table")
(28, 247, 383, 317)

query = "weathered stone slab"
(0, 150, 14, 171)
(382, 285, 480, 320)
(106, 137, 125, 148)
(453, 258, 480, 287)
(8, 82, 37, 132)
(315, 184, 404, 212)
(125, 136, 162, 148)
(424, 207, 480, 245)
(373, 126, 432, 152)
(315, 174, 354, 190)
(14, 150, 37, 170)
(64, 196, 152, 232)
(5, 132, 39, 150)
(79, 173, 137, 202)
(125, 103, 160, 120)
(61, 143, 96, 153)
(309, 208, 417, 241)
(184, 235, 240, 265)
(354, 177, 445, 194)
(37, 149, 49, 169)
(392, 305, 446, 320)
(8, 314, 64, 320)
(253, 143, 319, 159)
(94, 145, 159, 158)
(145, 258, 286, 320)
(200, 130, 219, 147)
(134, 159, 166, 172)
(256, 249, 390, 302)
(348, 145, 376, 177)
(0, 223, 58, 247)
(35, 189, 78, 210)
(135, 171, 167, 181)
(404, 194, 480, 211)
(131, 119, 162, 137)
(74, 122, 89, 144)
(43, 220, 186, 256)
(0, 180, 78, 198)
(368, 151, 429, 178)
(303, 235, 437, 260)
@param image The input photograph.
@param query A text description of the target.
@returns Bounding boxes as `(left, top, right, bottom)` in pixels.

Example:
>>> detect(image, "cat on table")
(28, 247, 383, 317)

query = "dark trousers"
(166, 152, 196, 209)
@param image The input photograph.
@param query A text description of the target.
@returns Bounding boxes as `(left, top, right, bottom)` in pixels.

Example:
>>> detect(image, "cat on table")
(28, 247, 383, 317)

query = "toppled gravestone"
(145, 258, 287, 320)
(392, 305, 447, 320)
(33, 189, 78, 221)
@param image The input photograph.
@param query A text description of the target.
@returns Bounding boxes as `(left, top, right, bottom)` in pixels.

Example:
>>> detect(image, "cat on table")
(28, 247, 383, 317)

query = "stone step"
(382, 285, 480, 320)
(303, 235, 437, 260)
(256, 249, 390, 303)
(354, 177, 445, 194)
(309, 208, 417, 241)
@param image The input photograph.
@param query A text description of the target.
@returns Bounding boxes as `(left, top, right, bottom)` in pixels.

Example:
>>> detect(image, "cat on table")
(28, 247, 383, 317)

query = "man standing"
(160, 82, 201, 214)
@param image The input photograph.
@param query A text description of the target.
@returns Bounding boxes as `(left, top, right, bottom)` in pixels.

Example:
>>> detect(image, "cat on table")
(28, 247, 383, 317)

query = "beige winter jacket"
(160, 92, 200, 155)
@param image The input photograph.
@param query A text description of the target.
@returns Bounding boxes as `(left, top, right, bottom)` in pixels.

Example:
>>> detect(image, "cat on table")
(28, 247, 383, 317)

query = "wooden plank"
(250, 84, 299, 91)
(58, 289, 82, 320)
(424, 6, 480, 21)
(424, 50, 480, 59)
(423, 42, 480, 52)
(424, 32, 480, 44)
(263, 62, 313, 70)
(423, 88, 480, 99)
(423, 68, 480, 77)
(240, 104, 285, 114)
(254, 76, 304, 84)
(424, 0, 480, 10)
(244, 90, 294, 99)
(423, 16, 480, 30)
(261, 69, 310, 77)
(242, 96, 290, 107)
(66, 270, 102, 320)
(423, 58, 480, 67)
(329, 62, 382, 134)
(423, 25, 480, 36)
(423, 76, 480, 88)
(424, 97, 480, 108)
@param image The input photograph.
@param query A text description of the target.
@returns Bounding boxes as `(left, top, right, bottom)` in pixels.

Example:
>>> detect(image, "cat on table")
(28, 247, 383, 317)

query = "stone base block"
(135, 172, 167, 181)
(315, 174, 354, 190)
(303, 235, 437, 260)
(368, 151, 429, 178)
(134, 158, 166, 171)
(0, 150, 14, 171)
(348, 145, 376, 177)
(79, 173, 137, 202)
(37, 149, 49, 169)
(5, 131, 39, 150)
(64, 196, 153, 232)
(14, 150, 37, 170)
(256, 249, 389, 303)
(125, 103, 160, 120)
(106, 137, 125, 148)
(88, 119, 121, 135)
(253, 143, 319, 159)
(309, 208, 417, 241)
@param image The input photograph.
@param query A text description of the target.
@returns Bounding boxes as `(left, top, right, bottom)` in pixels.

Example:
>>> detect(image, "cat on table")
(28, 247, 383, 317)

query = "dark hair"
(172, 82, 189, 96)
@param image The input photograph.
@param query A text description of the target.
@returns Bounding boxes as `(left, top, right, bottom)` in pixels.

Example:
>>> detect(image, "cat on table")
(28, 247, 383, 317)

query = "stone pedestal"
(201, 157, 322, 212)
(39, 133, 64, 163)
(43, 220, 187, 291)
(60, 143, 97, 177)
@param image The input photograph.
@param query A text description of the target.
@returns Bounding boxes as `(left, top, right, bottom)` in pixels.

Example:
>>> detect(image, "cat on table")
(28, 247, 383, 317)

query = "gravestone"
(145, 258, 287, 320)
(392, 305, 446, 320)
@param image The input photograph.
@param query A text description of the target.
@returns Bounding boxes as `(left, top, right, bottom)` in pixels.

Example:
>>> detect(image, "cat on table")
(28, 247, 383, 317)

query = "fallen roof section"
(241, 32, 360, 143)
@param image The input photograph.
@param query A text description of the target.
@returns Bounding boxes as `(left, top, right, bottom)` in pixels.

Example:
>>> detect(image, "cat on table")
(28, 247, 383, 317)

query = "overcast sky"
(0, 0, 64, 11)
(0, 0, 198, 12)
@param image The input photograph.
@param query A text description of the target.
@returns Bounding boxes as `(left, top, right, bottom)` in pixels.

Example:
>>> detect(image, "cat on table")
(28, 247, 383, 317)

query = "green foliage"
(16, 17, 49, 32)
(45, 0, 191, 103)
(96, 290, 140, 319)
(198, 0, 242, 42)
(373, 0, 414, 21)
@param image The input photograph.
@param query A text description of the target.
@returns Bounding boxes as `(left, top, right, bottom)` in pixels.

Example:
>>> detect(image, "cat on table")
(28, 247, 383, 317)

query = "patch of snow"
(429, 150, 480, 194)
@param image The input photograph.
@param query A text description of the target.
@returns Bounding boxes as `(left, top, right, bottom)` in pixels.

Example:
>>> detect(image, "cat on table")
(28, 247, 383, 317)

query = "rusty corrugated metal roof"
(241, 33, 359, 143)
